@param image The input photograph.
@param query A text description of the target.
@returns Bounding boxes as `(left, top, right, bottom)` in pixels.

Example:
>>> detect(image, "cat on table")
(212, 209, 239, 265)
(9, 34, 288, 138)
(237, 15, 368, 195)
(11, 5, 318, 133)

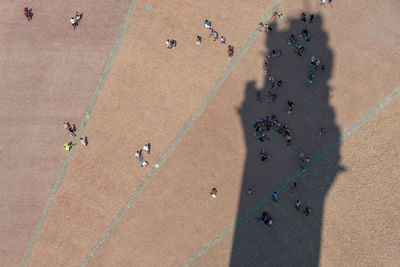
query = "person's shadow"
(230, 14, 343, 266)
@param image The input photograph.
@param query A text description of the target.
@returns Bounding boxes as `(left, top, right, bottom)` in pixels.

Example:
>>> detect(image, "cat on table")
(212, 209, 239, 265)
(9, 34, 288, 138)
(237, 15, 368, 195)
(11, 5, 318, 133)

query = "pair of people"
(70, 12, 82, 30)
(64, 122, 76, 136)
(258, 212, 273, 227)
(166, 39, 177, 49)
(24, 7, 33, 22)
(227, 45, 234, 58)
(258, 149, 271, 162)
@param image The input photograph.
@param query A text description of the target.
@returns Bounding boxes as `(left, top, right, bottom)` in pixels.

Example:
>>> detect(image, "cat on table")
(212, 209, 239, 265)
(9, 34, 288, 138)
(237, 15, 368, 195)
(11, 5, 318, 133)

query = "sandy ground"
(2, 0, 399, 266)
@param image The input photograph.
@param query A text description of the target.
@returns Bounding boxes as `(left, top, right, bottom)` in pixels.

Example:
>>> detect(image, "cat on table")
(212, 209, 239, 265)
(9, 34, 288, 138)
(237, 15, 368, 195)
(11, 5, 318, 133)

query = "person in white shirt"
(141, 161, 148, 168)
(80, 137, 88, 146)
(143, 144, 150, 155)
(166, 39, 171, 49)
(70, 17, 77, 30)
(296, 200, 301, 210)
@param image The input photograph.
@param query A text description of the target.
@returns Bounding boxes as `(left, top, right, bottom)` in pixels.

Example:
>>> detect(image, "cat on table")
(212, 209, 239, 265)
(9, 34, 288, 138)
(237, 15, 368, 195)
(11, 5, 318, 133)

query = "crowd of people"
(252, 10, 332, 227)
(24, 5, 331, 228)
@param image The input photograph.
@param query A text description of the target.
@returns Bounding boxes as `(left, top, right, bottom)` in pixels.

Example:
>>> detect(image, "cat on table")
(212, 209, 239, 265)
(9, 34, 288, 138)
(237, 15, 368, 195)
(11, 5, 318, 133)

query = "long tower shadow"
(230, 14, 342, 266)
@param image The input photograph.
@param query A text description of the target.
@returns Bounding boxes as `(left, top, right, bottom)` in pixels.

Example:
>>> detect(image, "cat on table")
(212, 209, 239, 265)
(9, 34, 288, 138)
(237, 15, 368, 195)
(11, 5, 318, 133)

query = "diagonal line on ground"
(180, 85, 400, 266)
(20, 1, 141, 266)
(80, 1, 283, 266)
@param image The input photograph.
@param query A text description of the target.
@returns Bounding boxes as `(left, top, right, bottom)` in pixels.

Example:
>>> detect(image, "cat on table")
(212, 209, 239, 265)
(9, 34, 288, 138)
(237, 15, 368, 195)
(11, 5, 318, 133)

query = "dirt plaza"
(1, 0, 399, 266)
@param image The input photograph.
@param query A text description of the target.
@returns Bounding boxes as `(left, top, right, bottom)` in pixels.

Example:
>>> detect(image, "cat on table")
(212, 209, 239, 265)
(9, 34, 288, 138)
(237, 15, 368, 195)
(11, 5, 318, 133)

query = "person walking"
(303, 207, 311, 216)
(300, 152, 306, 169)
(272, 192, 278, 202)
(220, 36, 226, 45)
(301, 12, 306, 23)
(309, 14, 314, 23)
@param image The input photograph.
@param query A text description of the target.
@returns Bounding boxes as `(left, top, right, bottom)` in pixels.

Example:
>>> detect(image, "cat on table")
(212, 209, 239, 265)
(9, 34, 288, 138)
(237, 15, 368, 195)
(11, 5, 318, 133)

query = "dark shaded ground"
(231, 14, 342, 266)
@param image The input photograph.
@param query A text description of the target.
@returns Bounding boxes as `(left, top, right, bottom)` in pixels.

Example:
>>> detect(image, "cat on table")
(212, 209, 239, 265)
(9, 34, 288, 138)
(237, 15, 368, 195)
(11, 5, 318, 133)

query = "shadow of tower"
(230, 14, 342, 266)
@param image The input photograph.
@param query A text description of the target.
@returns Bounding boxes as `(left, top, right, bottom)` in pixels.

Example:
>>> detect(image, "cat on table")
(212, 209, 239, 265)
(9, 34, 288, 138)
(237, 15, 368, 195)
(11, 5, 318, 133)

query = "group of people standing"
(135, 144, 151, 168)
(63, 122, 88, 151)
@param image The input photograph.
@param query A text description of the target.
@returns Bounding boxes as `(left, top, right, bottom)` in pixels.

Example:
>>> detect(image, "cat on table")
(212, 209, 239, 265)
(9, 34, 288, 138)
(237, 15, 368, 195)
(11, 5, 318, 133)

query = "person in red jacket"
(24, 7, 32, 22)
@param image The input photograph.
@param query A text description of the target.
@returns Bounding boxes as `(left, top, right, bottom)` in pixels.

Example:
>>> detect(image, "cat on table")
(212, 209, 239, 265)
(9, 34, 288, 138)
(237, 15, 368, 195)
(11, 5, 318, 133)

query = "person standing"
(265, 215, 273, 227)
(303, 207, 311, 216)
(141, 161, 148, 168)
(210, 188, 217, 198)
(204, 19, 211, 28)
(287, 101, 294, 115)
(166, 39, 171, 49)
(295, 200, 301, 210)
(213, 31, 218, 41)
(319, 128, 327, 138)
(75, 12, 81, 22)
(143, 143, 151, 155)
(80, 137, 88, 146)
(70, 17, 77, 30)
(286, 134, 292, 145)
(209, 28, 214, 38)
(135, 150, 142, 160)
(64, 143, 72, 151)
(196, 36, 201, 45)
